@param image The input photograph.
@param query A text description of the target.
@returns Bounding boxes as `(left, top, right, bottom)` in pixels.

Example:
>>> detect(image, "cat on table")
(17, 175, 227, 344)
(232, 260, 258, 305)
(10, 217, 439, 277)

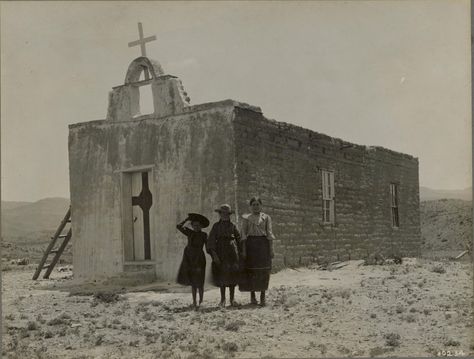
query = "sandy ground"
(2, 258, 473, 359)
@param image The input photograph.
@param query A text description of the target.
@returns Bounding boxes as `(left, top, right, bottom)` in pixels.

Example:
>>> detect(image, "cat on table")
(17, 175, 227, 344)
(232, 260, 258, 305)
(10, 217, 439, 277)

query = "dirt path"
(2, 259, 473, 358)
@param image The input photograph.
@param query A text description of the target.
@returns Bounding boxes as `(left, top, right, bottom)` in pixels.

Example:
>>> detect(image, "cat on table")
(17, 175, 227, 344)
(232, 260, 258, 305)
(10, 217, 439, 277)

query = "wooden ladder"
(32, 206, 72, 280)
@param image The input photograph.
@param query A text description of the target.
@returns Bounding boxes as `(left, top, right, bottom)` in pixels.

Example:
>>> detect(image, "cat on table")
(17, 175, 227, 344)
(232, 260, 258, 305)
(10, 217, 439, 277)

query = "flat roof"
(69, 98, 417, 161)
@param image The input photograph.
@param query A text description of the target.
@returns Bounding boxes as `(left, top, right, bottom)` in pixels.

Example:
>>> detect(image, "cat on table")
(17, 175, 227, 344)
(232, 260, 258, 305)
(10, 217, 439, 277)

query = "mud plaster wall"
(68, 105, 237, 282)
(233, 108, 421, 269)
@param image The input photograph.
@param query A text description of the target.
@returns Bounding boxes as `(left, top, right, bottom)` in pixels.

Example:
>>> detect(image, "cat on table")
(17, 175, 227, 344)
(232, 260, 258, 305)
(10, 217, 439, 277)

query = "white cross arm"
(128, 35, 157, 48)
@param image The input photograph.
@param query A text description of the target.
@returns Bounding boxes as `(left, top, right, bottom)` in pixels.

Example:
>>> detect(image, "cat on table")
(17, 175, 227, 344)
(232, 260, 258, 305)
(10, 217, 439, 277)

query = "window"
(322, 170, 335, 224)
(390, 183, 399, 228)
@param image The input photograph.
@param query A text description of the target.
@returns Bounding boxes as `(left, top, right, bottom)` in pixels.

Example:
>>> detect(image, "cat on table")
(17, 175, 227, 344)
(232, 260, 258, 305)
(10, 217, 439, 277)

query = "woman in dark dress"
(239, 197, 275, 306)
(207, 204, 242, 307)
(176, 213, 209, 308)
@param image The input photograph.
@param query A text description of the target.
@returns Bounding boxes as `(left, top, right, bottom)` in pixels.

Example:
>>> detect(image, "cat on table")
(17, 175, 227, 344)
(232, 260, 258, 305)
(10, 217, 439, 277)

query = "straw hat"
(214, 204, 234, 214)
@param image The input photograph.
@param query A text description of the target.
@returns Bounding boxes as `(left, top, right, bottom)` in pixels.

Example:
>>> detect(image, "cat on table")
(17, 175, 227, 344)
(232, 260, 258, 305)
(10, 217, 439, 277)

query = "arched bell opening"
(125, 57, 165, 117)
(107, 56, 191, 121)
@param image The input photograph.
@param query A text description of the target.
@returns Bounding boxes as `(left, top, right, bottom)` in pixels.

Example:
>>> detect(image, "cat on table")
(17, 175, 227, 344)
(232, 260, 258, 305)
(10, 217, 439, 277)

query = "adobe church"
(68, 25, 421, 283)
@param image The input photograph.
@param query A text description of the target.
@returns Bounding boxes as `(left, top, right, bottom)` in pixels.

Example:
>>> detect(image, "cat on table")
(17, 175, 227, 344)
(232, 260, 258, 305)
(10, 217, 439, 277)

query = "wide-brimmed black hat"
(187, 213, 210, 228)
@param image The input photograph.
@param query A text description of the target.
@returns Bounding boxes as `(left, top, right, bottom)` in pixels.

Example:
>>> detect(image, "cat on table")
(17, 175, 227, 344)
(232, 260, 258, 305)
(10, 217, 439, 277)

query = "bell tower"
(106, 23, 191, 121)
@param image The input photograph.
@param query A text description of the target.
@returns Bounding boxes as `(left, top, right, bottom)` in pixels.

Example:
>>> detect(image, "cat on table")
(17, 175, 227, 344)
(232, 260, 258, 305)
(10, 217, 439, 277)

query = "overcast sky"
(1, 1, 471, 202)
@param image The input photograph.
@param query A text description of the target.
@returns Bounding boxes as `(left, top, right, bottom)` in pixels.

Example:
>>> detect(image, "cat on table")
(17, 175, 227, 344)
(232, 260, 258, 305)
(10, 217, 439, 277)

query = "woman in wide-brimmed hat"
(176, 213, 210, 308)
(206, 204, 242, 307)
(239, 197, 275, 306)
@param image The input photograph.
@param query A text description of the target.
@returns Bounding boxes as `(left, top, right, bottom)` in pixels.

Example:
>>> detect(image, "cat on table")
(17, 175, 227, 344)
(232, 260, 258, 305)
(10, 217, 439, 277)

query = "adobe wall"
(68, 102, 238, 282)
(233, 107, 421, 269)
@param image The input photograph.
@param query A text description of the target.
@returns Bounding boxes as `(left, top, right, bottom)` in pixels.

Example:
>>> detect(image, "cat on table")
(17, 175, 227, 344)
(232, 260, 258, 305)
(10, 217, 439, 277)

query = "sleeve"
(241, 216, 249, 241)
(176, 223, 192, 236)
(206, 224, 217, 254)
(265, 214, 276, 241)
(233, 223, 241, 244)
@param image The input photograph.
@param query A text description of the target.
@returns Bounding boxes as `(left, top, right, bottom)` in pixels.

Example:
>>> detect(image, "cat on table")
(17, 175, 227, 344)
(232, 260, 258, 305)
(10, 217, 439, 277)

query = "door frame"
(118, 165, 156, 265)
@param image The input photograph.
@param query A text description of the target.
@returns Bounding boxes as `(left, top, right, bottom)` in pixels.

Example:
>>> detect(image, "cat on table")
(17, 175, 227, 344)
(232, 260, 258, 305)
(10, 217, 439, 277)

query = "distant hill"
(420, 186, 472, 202)
(2, 197, 70, 241)
(1, 197, 71, 263)
(420, 199, 472, 258)
(2, 201, 32, 210)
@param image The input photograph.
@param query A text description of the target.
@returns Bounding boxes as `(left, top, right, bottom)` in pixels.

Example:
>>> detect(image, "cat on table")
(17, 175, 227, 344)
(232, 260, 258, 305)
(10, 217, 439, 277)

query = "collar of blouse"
(243, 212, 265, 221)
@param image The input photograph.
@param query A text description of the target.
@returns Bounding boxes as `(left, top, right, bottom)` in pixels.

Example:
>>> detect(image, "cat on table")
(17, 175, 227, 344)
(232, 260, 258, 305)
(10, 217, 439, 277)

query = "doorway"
(121, 168, 153, 261)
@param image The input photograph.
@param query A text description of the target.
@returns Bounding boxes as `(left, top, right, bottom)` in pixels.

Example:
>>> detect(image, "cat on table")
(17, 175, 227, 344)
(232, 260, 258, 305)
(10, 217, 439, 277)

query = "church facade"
(68, 56, 421, 283)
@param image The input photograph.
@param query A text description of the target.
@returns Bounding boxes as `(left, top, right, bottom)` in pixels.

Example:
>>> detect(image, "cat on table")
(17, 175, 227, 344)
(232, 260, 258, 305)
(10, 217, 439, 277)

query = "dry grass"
(384, 333, 401, 347)
(221, 341, 238, 353)
(47, 313, 71, 326)
(444, 338, 460, 347)
(93, 291, 121, 303)
(224, 320, 245, 332)
(431, 265, 446, 274)
(27, 321, 40, 331)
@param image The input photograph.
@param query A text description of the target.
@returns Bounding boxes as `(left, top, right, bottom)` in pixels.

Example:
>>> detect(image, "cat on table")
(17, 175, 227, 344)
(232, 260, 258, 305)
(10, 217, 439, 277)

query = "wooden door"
(131, 172, 145, 260)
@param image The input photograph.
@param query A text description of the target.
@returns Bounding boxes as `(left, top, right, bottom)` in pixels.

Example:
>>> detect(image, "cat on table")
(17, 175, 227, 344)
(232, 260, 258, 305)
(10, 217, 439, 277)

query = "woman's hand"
(211, 251, 221, 266)
(240, 241, 246, 261)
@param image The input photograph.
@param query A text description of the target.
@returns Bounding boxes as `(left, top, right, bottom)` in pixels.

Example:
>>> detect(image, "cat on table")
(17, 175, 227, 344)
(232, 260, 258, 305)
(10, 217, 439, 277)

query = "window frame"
(390, 183, 400, 228)
(321, 169, 335, 224)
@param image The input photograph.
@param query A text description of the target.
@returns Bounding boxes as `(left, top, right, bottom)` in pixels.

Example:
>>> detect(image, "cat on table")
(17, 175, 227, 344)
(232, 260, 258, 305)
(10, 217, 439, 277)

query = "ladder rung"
(51, 234, 68, 239)
(33, 207, 71, 280)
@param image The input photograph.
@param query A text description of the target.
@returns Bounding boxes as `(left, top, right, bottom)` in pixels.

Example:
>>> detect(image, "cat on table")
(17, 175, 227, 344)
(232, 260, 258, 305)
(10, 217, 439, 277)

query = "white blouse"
(241, 212, 276, 241)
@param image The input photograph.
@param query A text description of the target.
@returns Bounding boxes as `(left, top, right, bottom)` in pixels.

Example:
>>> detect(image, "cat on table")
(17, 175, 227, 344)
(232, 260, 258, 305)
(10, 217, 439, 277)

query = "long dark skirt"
(211, 239, 240, 287)
(177, 246, 206, 287)
(239, 236, 271, 292)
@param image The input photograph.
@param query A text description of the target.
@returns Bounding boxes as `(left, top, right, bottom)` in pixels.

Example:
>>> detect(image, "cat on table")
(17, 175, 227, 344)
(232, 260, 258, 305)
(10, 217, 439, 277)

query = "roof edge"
(244, 116, 418, 162)
(69, 99, 261, 129)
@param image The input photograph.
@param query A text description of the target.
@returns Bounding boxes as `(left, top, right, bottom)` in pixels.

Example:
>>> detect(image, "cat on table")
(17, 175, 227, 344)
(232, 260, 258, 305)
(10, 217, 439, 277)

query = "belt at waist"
(217, 237, 237, 242)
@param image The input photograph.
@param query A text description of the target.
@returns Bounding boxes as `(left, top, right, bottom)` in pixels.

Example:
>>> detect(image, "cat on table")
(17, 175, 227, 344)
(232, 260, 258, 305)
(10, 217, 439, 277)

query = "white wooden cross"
(128, 22, 156, 57)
